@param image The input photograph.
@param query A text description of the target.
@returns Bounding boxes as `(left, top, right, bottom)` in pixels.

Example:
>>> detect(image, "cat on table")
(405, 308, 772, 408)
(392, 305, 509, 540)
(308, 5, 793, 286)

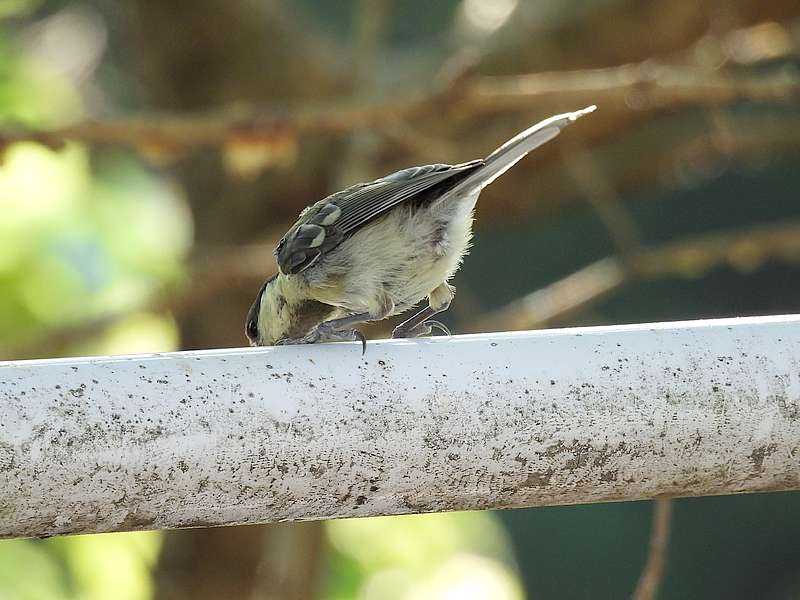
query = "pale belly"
(303, 194, 478, 316)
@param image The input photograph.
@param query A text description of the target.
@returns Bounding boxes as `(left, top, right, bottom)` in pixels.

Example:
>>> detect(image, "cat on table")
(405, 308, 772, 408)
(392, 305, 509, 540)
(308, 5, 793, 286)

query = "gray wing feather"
(275, 160, 483, 274)
(274, 105, 596, 275)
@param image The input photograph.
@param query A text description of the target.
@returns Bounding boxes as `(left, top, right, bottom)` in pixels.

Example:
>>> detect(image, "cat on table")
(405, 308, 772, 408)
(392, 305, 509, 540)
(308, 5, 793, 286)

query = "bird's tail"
(435, 105, 596, 206)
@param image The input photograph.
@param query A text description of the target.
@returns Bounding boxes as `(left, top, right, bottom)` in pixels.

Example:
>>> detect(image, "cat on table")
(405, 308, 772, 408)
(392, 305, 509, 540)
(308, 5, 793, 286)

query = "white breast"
(304, 191, 481, 316)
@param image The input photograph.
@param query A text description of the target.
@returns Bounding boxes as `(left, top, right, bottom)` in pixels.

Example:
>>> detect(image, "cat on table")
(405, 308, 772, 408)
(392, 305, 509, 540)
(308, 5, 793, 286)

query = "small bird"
(246, 106, 596, 351)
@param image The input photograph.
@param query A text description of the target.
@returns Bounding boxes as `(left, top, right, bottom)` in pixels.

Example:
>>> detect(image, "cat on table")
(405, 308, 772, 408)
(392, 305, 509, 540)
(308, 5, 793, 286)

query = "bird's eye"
(246, 319, 259, 341)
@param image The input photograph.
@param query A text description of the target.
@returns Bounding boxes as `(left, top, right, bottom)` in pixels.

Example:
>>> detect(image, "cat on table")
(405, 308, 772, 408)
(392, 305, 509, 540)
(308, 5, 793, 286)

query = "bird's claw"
(392, 319, 450, 339)
(292, 323, 367, 354)
(427, 320, 451, 336)
(353, 330, 367, 354)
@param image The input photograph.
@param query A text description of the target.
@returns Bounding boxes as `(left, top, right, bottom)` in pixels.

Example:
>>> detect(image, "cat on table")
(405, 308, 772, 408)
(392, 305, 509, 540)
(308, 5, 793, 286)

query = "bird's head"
(245, 274, 334, 346)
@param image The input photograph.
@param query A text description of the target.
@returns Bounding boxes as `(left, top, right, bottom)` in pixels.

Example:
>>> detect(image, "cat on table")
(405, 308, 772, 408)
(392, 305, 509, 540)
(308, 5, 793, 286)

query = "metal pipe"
(1, 315, 798, 539)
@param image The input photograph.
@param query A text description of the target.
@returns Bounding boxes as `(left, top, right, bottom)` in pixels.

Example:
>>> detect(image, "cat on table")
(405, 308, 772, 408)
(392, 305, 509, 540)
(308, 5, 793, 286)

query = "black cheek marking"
(287, 300, 337, 339)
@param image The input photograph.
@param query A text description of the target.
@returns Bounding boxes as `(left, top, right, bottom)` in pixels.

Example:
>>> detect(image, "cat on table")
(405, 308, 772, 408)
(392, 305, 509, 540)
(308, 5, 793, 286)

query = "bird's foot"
(392, 320, 450, 339)
(300, 323, 367, 354)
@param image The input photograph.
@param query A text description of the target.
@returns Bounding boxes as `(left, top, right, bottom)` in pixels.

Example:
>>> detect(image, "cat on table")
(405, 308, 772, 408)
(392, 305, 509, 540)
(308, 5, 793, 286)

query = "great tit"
(246, 106, 596, 351)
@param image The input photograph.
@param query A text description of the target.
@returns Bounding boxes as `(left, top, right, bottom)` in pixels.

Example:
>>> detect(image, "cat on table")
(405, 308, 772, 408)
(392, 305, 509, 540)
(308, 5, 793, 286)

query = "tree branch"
(1, 65, 797, 157)
(632, 498, 674, 600)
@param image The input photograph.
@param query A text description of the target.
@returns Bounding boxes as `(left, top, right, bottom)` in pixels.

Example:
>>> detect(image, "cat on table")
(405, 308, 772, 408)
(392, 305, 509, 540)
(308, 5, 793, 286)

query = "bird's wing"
(274, 160, 483, 275)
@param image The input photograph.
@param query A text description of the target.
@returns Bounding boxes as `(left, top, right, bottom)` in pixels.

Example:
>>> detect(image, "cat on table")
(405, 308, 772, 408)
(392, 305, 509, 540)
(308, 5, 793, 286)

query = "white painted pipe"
(1, 315, 799, 539)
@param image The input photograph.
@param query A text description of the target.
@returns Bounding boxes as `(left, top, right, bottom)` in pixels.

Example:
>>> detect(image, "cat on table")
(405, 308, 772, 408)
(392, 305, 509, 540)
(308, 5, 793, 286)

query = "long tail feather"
(436, 105, 596, 205)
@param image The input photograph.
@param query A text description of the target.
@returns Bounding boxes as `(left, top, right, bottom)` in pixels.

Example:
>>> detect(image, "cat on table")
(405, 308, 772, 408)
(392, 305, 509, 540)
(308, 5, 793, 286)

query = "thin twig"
(467, 64, 800, 112)
(471, 258, 628, 333)
(632, 498, 674, 600)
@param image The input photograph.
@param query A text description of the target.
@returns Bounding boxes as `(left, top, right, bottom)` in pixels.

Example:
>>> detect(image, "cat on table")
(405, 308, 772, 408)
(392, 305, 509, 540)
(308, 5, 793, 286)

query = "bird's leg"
(301, 312, 370, 351)
(298, 297, 394, 353)
(393, 283, 454, 339)
(392, 306, 450, 338)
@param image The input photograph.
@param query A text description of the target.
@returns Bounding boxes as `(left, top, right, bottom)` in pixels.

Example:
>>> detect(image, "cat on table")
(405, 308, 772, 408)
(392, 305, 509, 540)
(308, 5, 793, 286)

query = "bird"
(246, 105, 596, 351)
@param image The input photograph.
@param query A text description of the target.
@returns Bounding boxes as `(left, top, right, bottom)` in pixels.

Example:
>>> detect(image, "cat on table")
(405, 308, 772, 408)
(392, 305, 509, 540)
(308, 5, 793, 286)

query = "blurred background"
(1, 0, 799, 598)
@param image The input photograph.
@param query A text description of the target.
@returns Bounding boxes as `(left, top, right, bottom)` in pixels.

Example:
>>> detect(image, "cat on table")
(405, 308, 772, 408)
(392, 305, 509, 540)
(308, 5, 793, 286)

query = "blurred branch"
(154, 526, 267, 600)
(561, 139, 643, 262)
(333, 0, 391, 187)
(472, 258, 628, 333)
(249, 521, 325, 600)
(472, 219, 800, 332)
(467, 63, 800, 113)
(1, 65, 797, 158)
(477, 1, 800, 73)
(0, 97, 435, 156)
(632, 498, 674, 600)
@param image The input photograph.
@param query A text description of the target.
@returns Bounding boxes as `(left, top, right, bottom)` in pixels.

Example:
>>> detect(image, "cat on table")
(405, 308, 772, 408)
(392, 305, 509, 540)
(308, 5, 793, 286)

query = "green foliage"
(0, 539, 72, 600)
(0, 0, 43, 21)
(0, 533, 161, 600)
(0, 9, 179, 600)
(48, 532, 161, 600)
(324, 512, 523, 600)
(0, 142, 190, 350)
